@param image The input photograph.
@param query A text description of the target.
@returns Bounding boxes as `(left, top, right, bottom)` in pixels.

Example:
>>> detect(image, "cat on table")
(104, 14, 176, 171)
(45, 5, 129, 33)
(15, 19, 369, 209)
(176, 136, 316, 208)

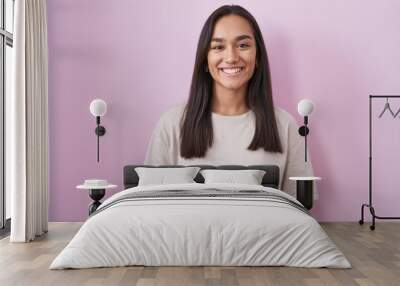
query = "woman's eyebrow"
(236, 35, 253, 41)
(211, 35, 253, 42)
(211, 38, 224, 43)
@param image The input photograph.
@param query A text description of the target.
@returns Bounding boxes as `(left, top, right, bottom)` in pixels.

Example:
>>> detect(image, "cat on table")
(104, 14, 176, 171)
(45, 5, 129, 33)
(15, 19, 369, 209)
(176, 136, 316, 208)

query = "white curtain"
(8, 0, 49, 242)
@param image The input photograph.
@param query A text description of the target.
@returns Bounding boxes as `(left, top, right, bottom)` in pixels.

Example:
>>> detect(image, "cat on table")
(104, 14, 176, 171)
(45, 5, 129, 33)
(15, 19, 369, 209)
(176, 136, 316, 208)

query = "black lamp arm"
(304, 115, 308, 125)
(94, 116, 106, 162)
(298, 116, 309, 162)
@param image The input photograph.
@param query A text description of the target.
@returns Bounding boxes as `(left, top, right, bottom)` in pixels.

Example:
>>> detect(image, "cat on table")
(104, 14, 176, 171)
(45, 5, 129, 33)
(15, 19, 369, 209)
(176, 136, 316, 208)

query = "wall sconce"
(90, 99, 107, 162)
(297, 99, 315, 162)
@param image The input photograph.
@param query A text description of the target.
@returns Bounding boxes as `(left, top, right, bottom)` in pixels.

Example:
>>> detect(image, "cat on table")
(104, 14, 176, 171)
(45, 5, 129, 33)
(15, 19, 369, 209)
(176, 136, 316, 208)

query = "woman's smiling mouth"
(219, 67, 245, 76)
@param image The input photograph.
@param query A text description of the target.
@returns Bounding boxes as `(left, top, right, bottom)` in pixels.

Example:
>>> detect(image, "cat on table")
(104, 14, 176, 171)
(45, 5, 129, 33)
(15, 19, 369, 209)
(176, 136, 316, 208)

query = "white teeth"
(221, 67, 243, 74)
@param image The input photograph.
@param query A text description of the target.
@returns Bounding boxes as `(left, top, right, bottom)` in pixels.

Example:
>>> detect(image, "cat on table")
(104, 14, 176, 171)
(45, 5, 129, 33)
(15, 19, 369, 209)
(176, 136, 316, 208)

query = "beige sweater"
(144, 104, 315, 197)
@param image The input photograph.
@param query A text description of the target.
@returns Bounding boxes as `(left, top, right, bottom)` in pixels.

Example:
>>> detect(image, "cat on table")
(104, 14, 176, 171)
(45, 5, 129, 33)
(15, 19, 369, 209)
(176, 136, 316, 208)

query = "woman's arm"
(144, 124, 174, 165)
(144, 111, 180, 165)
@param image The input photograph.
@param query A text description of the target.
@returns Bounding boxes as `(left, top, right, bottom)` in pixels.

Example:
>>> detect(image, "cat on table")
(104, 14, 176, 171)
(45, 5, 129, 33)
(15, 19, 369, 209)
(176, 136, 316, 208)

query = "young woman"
(144, 5, 314, 197)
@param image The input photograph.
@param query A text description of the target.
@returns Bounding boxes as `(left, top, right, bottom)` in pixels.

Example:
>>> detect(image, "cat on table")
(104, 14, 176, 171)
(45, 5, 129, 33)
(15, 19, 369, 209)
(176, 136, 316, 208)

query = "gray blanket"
(92, 189, 309, 217)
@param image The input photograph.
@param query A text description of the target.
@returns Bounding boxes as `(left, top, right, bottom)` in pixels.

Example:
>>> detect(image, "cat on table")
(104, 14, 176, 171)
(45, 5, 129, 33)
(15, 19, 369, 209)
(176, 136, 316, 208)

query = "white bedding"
(50, 183, 351, 269)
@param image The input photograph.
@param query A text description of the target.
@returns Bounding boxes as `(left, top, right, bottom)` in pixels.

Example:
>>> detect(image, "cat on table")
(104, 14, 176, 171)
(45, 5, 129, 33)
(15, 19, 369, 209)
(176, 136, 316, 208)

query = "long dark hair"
(180, 5, 282, 158)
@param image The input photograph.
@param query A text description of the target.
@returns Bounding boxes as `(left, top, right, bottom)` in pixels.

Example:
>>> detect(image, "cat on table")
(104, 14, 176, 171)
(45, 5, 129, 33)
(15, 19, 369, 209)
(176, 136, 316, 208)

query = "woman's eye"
(211, 45, 223, 50)
(238, 43, 250, 49)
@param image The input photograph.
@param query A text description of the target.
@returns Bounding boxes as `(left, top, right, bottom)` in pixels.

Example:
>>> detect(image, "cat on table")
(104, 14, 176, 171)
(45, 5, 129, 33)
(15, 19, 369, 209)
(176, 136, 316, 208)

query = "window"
(0, 0, 14, 233)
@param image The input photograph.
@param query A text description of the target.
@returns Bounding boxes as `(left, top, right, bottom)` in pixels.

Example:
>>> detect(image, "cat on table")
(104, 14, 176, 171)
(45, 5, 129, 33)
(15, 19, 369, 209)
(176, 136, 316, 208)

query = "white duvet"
(50, 183, 351, 269)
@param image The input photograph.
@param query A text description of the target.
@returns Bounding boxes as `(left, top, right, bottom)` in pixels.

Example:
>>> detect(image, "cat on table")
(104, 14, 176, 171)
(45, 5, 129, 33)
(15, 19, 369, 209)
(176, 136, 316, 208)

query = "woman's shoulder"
(157, 103, 186, 129)
(274, 107, 299, 129)
(157, 105, 297, 128)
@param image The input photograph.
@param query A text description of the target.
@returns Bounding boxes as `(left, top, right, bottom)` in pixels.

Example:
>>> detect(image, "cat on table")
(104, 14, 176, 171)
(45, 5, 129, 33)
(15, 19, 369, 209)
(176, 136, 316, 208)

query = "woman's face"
(207, 15, 257, 92)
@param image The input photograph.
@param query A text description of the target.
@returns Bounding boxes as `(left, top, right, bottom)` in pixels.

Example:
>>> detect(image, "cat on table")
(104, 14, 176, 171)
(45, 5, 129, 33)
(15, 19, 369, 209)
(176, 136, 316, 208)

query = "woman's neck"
(211, 84, 249, 116)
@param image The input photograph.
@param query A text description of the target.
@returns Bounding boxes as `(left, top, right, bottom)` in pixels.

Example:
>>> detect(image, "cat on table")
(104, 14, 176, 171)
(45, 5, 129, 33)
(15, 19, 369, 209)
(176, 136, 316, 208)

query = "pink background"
(47, 0, 400, 221)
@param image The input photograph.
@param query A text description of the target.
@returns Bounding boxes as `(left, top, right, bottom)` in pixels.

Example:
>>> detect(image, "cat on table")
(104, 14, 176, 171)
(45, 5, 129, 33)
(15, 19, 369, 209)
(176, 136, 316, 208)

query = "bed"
(50, 165, 350, 269)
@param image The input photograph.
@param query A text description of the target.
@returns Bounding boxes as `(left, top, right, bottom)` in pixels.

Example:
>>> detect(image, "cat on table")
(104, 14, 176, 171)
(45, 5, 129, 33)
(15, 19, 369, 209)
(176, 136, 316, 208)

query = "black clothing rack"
(359, 95, 400, 230)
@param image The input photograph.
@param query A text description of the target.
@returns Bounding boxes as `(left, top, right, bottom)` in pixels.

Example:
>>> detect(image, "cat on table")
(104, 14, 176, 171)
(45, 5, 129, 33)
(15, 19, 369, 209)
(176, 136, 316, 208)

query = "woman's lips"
(218, 67, 245, 77)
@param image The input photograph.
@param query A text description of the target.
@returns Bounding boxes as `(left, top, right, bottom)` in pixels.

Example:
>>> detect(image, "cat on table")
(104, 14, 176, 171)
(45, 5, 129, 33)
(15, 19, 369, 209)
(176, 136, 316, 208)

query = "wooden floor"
(0, 222, 399, 286)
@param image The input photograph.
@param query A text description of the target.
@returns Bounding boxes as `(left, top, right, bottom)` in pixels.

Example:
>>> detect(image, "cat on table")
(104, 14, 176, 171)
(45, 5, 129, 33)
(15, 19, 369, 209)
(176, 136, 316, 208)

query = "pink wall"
(47, 0, 400, 221)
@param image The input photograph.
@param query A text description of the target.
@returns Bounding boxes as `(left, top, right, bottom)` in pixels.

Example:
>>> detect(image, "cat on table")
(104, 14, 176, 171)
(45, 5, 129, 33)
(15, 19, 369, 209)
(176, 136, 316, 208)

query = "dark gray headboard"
(123, 165, 280, 189)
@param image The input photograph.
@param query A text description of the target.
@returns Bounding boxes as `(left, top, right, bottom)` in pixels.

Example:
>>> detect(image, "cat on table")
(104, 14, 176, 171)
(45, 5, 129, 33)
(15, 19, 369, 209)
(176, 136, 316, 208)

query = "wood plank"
(0, 222, 399, 286)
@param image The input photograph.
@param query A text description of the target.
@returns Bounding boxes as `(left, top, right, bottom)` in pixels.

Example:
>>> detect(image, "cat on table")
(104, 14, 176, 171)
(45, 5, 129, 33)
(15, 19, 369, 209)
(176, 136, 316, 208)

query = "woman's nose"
(225, 46, 239, 63)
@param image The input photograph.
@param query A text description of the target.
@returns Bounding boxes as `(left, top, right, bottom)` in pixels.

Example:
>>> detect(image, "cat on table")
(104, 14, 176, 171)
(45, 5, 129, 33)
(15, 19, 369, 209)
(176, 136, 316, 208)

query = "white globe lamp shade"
(90, 99, 107, 117)
(297, 99, 314, 116)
